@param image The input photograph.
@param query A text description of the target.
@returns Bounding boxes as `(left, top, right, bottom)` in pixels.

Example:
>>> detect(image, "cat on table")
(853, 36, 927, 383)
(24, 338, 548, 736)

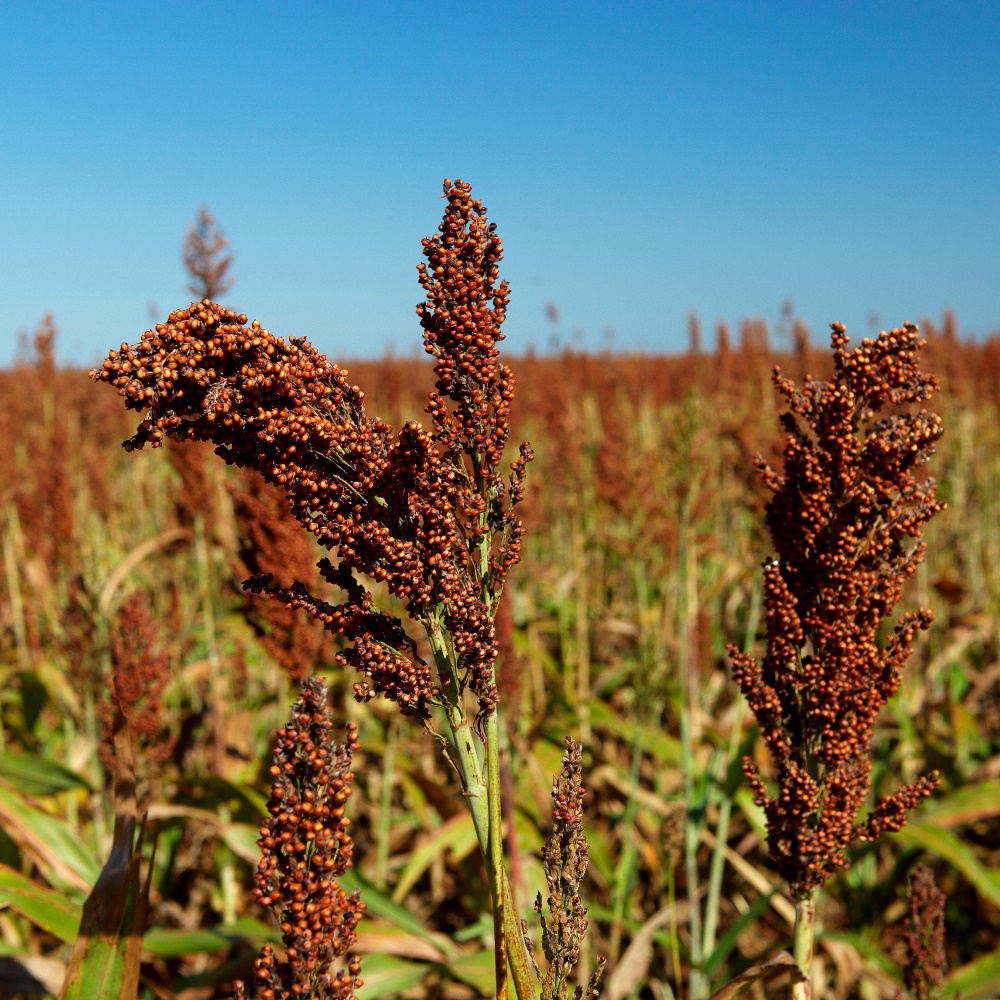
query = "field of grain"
(0, 307, 998, 999)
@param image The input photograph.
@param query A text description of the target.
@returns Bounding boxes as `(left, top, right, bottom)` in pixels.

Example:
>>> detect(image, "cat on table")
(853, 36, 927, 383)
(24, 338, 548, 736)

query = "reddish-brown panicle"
(728, 322, 944, 898)
(90, 179, 531, 725)
(534, 738, 606, 1000)
(233, 678, 363, 1000)
(101, 591, 175, 778)
(901, 863, 948, 1000)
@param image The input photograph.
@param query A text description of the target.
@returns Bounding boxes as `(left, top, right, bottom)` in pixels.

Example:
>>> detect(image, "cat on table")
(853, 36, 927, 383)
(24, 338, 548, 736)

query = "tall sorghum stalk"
(728, 323, 945, 995)
(91, 180, 600, 1000)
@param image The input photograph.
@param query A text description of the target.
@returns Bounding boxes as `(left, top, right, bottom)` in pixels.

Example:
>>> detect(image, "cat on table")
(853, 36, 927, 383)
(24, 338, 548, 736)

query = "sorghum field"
(1, 191, 999, 1000)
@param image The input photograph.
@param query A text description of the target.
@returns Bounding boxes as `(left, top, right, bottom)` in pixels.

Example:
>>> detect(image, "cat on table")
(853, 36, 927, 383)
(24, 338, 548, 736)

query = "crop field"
(1, 200, 999, 999)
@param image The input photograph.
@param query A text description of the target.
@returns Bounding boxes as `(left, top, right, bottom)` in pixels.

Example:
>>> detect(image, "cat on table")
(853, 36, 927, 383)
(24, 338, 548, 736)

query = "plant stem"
(702, 786, 731, 967)
(3, 505, 30, 669)
(682, 701, 708, 1000)
(702, 697, 746, 968)
(792, 896, 814, 999)
(667, 858, 682, 1000)
(571, 516, 591, 746)
(194, 518, 226, 777)
(430, 608, 533, 1000)
(445, 707, 536, 1000)
(487, 708, 509, 1000)
(678, 493, 710, 1000)
(374, 718, 397, 890)
(608, 729, 643, 963)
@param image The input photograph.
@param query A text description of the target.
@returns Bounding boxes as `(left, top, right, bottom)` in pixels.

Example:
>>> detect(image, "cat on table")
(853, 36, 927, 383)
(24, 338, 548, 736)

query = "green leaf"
(703, 888, 776, 979)
(0, 863, 82, 943)
(452, 914, 494, 943)
(356, 953, 431, 995)
(58, 828, 142, 1000)
(446, 948, 495, 995)
(179, 776, 270, 819)
(584, 815, 616, 887)
(820, 930, 900, 977)
(390, 813, 477, 904)
(143, 919, 272, 957)
(722, 723, 759, 798)
(941, 946, 1000, 1000)
(921, 779, 1000, 827)
(15, 670, 47, 736)
(588, 700, 682, 765)
(59, 704, 147, 1000)
(0, 754, 91, 797)
(892, 822, 1000, 909)
(340, 869, 460, 960)
(219, 823, 263, 866)
(0, 784, 100, 891)
(733, 787, 767, 842)
(145, 932, 220, 961)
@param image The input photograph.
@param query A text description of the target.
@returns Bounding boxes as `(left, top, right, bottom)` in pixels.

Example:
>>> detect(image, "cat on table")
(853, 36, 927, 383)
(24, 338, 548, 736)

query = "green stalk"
(444, 706, 535, 1000)
(374, 718, 397, 891)
(608, 730, 643, 963)
(696, 580, 760, 977)
(428, 622, 488, 840)
(677, 499, 711, 1000)
(194, 518, 226, 777)
(487, 709, 509, 1000)
(667, 857, 682, 1000)
(701, 790, 730, 967)
(3, 505, 30, 667)
(217, 804, 237, 925)
(792, 896, 814, 998)
(84, 673, 109, 850)
(429, 625, 535, 1000)
(701, 696, 746, 971)
(571, 517, 592, 746)
(681, 703, 708, 1000)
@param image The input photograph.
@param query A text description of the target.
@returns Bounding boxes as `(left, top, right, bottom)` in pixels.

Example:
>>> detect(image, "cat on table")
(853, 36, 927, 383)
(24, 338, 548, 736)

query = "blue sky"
(1, 2, 998, 367)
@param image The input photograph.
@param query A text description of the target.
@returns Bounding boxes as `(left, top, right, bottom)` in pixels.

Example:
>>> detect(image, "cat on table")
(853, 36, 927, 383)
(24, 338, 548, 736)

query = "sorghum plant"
(91, 180, 599, 1000)
(900, 863, 948, 1000)
(531, 738, 606, 1000)
(229, 469, 338, 680)
(233, 678, 364, 1000)
(184, 207, 235, 302)
(728, 323, 945, 991)
(99, 591, 175, 781)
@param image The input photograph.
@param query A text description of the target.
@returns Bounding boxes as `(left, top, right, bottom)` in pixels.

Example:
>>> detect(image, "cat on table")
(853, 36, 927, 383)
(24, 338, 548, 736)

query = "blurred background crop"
(1, 1, 998, 365)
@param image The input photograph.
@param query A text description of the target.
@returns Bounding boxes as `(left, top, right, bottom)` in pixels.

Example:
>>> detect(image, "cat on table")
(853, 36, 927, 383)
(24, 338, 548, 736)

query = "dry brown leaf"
(708, 950, 806, 1000)
(605, 905, 674, 1000)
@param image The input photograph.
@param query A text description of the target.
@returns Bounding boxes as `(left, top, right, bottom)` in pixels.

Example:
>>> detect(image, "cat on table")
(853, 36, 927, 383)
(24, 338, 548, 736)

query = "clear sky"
(1, 2, 998, 368)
